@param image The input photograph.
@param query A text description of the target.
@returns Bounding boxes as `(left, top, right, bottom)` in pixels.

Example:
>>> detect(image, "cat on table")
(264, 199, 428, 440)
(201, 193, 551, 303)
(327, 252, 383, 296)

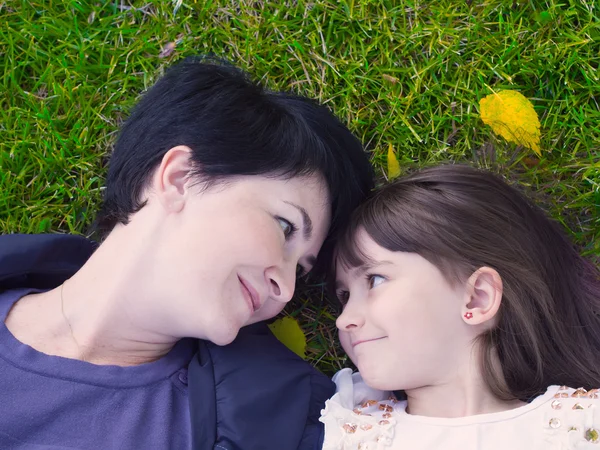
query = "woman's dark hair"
(96, 56, 374, 273)
(336, 164, 600, 401)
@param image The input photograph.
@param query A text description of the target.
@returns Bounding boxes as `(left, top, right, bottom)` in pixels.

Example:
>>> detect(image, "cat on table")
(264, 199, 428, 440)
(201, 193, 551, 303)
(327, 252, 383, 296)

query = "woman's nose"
(265, 265, 296, 304)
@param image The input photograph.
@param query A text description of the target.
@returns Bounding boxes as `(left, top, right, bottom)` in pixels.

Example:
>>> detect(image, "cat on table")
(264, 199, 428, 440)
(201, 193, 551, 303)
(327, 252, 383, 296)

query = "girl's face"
(147, 174, 331, 345)
(335, 229, 471, 391)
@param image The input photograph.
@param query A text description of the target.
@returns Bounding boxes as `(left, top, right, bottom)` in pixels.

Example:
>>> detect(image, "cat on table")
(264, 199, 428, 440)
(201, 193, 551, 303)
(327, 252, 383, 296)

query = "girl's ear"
(152, 146, 194, 213)
(461, 267, 503, 326)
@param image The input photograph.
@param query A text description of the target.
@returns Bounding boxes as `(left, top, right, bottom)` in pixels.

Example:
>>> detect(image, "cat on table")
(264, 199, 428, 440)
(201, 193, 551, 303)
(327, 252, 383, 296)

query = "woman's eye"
(277, 217, 296, 239)
(367, 275, 385, 289)
(296, 264, 306, 278)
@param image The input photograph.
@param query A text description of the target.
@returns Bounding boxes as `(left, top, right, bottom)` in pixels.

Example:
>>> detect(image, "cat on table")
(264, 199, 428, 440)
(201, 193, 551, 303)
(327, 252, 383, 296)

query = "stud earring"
(464, 312, 473, 320)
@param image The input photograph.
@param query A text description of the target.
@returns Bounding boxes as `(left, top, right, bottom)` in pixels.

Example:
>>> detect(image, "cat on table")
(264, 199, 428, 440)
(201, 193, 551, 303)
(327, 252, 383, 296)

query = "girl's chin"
(355, 364, 396, 391)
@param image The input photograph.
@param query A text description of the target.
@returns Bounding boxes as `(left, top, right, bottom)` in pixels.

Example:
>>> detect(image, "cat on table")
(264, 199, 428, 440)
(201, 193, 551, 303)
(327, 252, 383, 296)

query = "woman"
(0, 57, 374, 449)
(321, 165, 600, 449)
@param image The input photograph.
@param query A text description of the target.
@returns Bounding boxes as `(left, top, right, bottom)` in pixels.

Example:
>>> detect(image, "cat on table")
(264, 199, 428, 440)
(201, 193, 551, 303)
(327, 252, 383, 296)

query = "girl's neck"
(405, 383, 526, 418)
(403, 350, 526, 418)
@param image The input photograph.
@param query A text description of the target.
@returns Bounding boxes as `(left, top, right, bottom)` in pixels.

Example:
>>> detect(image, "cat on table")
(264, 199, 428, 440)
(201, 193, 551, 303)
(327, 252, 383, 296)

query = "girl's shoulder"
(319, 391, 402, 449)
(319, 378, 600, 450)
(319, 369, 402, 449)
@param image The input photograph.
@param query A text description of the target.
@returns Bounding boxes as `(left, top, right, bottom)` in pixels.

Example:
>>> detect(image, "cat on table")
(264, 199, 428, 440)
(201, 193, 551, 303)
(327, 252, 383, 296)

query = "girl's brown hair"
(336, 164, 600, 401)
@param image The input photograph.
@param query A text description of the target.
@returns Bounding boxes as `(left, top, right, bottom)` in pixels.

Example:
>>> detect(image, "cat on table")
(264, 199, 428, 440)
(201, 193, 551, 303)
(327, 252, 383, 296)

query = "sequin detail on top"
(343, 423, 358, 434)
(551, 400, 562, 410)
(585, 428, 599, 443)
(543, 386, 600, 448)
(572, 388, 588, 398)
(321, 395, 400, 450)
(549, 418, 561, 429)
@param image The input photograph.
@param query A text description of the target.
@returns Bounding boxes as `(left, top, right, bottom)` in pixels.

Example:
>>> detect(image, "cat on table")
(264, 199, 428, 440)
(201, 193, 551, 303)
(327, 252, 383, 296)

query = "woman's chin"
(207, 324, 240, 346)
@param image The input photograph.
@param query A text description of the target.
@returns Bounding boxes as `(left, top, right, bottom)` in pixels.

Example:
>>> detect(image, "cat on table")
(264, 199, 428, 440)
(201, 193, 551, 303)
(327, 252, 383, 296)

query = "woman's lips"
(238, 276, 260, 313)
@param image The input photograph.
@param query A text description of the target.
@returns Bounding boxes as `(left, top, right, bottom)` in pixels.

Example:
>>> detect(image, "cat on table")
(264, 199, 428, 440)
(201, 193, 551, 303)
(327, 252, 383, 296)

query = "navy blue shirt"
(0, 288, 196, 449)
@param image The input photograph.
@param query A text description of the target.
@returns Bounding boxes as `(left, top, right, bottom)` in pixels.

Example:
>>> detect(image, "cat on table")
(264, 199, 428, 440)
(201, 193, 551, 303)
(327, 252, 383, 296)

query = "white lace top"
(320, 369, 600, 450)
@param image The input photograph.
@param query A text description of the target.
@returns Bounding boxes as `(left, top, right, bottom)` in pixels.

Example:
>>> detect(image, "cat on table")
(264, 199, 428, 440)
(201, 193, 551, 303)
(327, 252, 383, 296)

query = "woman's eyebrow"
(284, 201, 313, 240)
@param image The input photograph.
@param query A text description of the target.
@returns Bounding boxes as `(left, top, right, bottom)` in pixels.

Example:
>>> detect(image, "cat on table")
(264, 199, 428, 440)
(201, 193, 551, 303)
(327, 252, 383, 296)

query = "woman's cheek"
(253, 221, 285, 261)
(244, 299, 286, 326)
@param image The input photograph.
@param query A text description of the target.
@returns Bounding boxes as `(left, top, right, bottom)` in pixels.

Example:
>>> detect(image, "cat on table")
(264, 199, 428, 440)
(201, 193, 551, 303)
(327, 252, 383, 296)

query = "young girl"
(321, 164, 600, 450)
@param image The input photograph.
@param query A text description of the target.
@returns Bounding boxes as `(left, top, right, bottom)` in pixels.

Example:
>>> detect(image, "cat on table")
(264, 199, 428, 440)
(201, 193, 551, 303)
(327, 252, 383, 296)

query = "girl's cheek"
(370, 288, 396, 318)
(339, 331, 354, 359)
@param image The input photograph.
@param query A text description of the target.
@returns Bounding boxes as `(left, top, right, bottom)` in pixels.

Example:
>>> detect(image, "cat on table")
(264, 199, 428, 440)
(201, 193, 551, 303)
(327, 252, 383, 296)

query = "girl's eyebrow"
(354, 260, 394, 275)
(335, 260, 394, 289)
(334, 279, 346, 291)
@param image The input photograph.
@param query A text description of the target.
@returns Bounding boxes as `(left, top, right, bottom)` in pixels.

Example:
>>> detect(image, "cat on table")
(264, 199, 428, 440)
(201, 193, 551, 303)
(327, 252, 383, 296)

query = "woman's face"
(152, 174, 331, 345)
(334, 229, 469, 391)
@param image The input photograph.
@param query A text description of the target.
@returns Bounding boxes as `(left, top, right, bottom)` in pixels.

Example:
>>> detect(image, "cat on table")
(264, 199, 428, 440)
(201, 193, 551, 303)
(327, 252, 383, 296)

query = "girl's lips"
(352, 336, 387, 348)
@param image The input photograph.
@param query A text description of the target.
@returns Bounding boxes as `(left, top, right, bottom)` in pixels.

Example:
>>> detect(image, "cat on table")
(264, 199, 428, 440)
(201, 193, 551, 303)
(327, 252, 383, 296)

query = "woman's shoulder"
(538, 386, 600, 447)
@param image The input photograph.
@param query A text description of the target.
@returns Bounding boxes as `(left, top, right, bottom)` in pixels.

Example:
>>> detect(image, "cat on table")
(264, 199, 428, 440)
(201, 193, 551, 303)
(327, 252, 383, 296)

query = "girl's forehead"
(335, 229, 379, 270)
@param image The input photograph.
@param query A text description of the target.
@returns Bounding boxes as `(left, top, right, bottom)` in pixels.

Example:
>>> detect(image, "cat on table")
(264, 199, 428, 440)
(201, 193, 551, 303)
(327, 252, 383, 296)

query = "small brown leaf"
(382, 74, 399, 84)
(36, 85, 48, 99)
(159, 42, 176, 58)
(522, 156, 540, 168)
(88, 11, 95, 24)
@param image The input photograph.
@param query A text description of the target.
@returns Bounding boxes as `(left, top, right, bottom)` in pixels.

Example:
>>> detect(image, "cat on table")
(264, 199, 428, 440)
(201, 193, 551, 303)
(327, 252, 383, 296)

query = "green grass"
(1, 0, 598, 375)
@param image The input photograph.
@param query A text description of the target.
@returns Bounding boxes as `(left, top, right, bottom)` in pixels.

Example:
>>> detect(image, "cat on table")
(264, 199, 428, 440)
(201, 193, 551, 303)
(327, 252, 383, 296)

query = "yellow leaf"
(268, 317, 307, 359)
(387, 143, 401, 179)
(479, 90, 541, 156)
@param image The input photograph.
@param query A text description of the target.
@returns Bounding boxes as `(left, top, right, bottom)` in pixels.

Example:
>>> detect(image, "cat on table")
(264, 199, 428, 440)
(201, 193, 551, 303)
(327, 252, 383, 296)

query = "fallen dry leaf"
(268, 316, 307, 359)
(479, 90, 541, 156)
(383, 74, 399, 84)
(159, 42, 176, 58)
(387, 143, 401, 179)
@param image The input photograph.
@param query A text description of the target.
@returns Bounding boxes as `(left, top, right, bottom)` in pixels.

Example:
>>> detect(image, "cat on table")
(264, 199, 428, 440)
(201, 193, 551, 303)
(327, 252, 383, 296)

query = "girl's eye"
(336, 290, 350, 306)
(367, 274, 385, 289)
(277, 217, 297, 239)
(296, 264, 306, 278)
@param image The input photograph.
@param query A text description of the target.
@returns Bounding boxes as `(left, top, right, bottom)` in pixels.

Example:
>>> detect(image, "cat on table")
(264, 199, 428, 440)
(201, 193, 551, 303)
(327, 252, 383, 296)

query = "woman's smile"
(238, 275, 261, 313)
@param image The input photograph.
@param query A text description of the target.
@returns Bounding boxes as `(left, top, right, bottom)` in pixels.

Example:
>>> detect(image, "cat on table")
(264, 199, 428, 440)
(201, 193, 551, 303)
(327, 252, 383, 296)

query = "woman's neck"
(5, 228, 179, 366)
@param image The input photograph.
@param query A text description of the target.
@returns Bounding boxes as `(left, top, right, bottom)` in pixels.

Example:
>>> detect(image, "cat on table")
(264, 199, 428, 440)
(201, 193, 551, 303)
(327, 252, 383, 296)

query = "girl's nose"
(336, 295, 365, 331)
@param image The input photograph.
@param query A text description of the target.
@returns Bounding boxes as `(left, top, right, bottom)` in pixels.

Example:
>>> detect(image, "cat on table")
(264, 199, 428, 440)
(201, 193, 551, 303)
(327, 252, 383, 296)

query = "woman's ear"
(153, 146, 194, 213)
(462, 267, 503, 327)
